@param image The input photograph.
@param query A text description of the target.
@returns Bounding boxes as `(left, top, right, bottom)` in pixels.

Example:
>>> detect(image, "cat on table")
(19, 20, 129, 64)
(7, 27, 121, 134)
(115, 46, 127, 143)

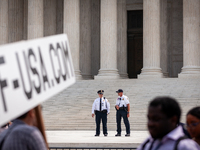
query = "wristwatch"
(127, 112, 129, 114)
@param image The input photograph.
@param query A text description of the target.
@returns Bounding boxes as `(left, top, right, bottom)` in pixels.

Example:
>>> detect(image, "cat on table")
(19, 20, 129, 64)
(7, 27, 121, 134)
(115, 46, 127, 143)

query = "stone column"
(0, 0, 8, 45)
(23, 0, 28, 40)
(80, 0, 93, 79)
(117, 0, 128, 78)
(138, 0, 163, 78)
(28, 0, 43, 39)
(160, 0, 168, 77)
(64, 0, 82, 80)
(95, 0, 120, 79)
(179, 0, 200, 78)
(8, 0, 24, 43)
(44, 0, 57, 36)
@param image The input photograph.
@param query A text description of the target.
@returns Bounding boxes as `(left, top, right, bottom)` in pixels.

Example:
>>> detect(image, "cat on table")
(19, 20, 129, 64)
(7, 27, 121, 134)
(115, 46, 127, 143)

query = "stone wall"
(91, 0, 100, 76)
(126, 0, 143, 10)
(168, 0, 183, 77)
(80, 0, 92, 79)
(80, 0, 100, 78)
(44, 0, 63, 36)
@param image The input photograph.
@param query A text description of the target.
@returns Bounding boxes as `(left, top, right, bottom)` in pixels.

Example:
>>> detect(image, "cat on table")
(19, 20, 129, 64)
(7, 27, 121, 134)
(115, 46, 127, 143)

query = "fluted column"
(0, 0, 8, 45)
(117, 0, 128, 78)
(179, 0, 200, 78)
(138, 0, 163, 78)
(28, 0, 43, 39)
(80, 0, 93, 79)
(95, 0, 120, 79)
(8, 0, 24, 43)
(64, 0, 82, 80)
(44, 0, 57, 36)
(23, 0, 28, 40)
(160, 0, 168, 77)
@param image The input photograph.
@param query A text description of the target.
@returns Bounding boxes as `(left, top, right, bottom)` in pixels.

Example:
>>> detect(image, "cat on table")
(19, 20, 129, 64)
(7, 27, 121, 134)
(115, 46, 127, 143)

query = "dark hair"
(149, 96, 181, 124)
(17, 112, 29, 120)
(187, 107, 200, 119)
(1, 124, 7, 128)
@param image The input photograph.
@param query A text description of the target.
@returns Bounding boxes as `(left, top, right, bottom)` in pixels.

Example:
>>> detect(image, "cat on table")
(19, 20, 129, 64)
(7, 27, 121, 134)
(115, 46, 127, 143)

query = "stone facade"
(0, 0, 199, 79)
(169, 0, 183, 77)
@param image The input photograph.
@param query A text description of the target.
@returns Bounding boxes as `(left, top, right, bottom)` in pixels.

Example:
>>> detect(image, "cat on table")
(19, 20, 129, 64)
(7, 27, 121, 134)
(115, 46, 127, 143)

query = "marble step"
(43, 78, 200, 130)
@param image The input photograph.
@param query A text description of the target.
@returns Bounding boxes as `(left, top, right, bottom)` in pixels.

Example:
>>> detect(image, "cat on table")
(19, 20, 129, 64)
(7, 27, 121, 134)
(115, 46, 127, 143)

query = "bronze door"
(127, 10, 143, 78)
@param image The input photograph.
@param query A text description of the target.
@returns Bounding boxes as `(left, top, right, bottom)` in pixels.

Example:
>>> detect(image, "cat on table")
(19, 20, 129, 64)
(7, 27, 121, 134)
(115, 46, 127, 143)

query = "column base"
(138, 68, 163, 79)
(163, 72, 169, 78)
(75, 70, 83, 80)
(178, 66, 200, 78)
(94, 69, 120, 80)
(119, 72, 128, 79)
(82, 73, 94, 80)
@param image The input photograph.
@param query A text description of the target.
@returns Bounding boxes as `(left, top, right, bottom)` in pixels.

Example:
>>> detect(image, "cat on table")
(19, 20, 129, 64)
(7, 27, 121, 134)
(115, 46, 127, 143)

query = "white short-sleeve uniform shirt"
(116, 95, 129, 107)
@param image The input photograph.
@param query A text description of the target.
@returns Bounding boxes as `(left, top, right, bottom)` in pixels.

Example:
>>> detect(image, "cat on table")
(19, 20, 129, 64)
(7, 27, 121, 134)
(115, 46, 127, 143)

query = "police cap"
(116, 89, 123, 93)
(97, 90, 104, 94)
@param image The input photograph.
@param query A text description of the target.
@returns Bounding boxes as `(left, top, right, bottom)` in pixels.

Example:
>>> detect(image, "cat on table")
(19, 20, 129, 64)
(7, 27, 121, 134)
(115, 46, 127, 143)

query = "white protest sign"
(0, 34, 75, 126)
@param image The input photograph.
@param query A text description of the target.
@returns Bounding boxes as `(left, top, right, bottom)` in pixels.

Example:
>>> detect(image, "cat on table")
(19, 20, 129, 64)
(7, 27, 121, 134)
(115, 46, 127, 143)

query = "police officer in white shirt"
(92, 90, 110, 136)
(115, 89, 130, 136)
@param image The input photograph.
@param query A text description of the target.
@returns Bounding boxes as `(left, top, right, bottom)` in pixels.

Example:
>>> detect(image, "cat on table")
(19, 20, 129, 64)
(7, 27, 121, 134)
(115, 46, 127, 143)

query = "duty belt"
(96, 110, 103, 112)
(95, 110, 107, 113)
(119, 107, 127, 110)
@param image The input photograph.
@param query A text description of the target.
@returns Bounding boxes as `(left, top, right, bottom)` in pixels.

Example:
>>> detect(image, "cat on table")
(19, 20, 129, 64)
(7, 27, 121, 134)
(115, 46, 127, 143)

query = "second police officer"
(92, 90, 110, 136)
(115, 89, 130, 136)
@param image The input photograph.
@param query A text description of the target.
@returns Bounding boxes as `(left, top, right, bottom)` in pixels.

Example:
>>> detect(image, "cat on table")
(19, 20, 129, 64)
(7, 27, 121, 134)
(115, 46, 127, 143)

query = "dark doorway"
(127, 10, 143, 78)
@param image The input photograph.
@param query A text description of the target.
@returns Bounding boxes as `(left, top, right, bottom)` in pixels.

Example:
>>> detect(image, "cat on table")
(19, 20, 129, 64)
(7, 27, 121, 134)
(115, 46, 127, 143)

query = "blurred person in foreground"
(0, 122, 12, 134)
(0, 124, 9, 134)
(0, 108, 47, 150)
(186, 106, 200, 145)
(137, 96, 200, 150)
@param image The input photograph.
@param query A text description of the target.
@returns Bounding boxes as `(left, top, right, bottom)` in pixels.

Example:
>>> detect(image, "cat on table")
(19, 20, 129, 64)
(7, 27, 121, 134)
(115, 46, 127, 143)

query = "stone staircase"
(42, 78, 200, 131)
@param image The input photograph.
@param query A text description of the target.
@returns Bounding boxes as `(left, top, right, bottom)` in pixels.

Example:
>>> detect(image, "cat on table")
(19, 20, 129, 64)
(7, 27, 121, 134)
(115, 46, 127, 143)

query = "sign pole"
(34, 105, 49, 149)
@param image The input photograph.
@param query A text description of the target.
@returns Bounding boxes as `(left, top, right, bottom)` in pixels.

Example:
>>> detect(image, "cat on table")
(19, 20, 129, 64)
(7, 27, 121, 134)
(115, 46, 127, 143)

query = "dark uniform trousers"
(95, 111, 107, 135)
(116, 109, 130, 134)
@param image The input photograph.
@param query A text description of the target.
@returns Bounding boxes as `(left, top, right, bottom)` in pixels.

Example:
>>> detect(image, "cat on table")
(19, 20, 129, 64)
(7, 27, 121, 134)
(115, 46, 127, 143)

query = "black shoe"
(104, 134, 108, 136)
(115, 133, 121, 136)
(95, 134, 99, 136)
(125, 134, 130, 137)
